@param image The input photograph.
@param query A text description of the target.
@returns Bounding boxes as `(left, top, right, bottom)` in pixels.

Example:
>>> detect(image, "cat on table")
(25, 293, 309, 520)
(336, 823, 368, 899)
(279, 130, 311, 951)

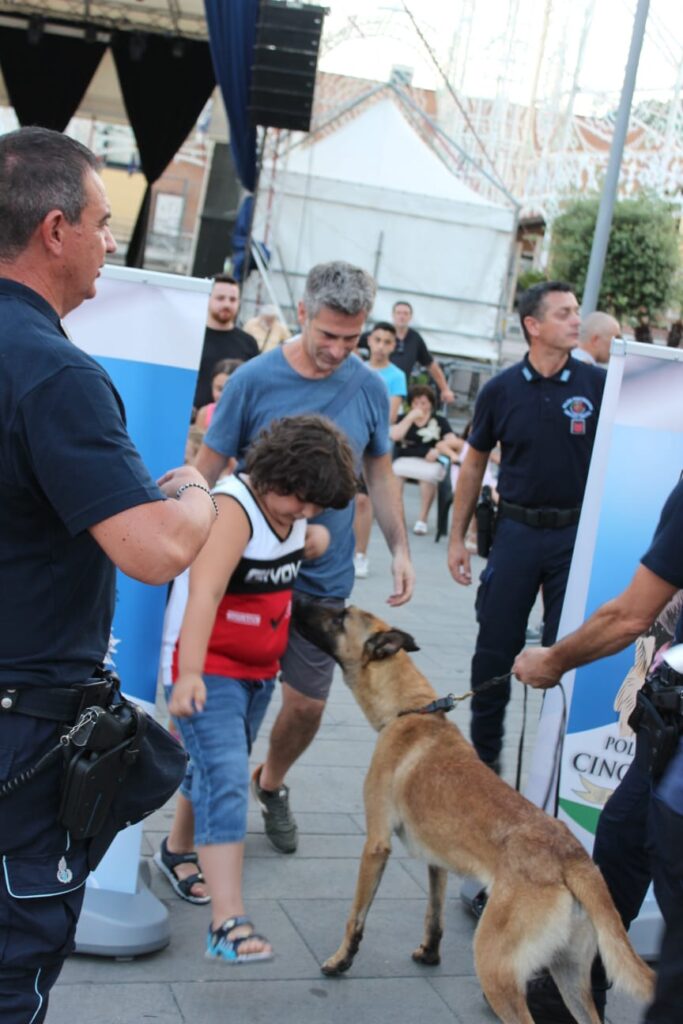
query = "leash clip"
(62, 707, 101, 748)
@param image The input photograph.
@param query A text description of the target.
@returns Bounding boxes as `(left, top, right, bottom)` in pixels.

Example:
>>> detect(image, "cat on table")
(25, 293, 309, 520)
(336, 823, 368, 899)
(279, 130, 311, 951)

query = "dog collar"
(398, 694, 456, 717)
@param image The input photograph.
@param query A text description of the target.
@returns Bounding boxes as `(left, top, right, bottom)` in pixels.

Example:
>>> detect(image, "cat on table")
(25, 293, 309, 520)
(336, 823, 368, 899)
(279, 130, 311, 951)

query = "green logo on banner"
(558, 797, 602, 836)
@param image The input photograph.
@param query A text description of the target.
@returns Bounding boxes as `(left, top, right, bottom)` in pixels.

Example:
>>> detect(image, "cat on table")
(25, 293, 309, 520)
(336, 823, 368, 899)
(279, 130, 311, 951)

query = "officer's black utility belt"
(498, 499, 581, 529)
(0, 681, 111, 723)
(0, 674, 187, 847)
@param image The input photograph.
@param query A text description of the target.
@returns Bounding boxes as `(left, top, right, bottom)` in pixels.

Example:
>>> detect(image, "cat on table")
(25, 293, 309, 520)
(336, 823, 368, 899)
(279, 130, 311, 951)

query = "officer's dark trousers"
(0, 715, 89, 1023)
(593, 759, 683, 1024)
(470, 517, 576, 764)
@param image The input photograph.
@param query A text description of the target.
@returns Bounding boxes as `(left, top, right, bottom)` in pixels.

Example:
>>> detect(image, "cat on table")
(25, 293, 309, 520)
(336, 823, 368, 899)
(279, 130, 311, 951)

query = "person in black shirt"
(0, 127, 214, 1022)
(391, 300, 454, 404)
(358, 300, 454, 405)
(193, 275, 259, 409)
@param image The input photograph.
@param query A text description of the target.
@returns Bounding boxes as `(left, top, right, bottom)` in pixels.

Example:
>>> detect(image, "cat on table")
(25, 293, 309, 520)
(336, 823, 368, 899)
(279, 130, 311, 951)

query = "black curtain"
(110, 31, 215, 267)
(0, 26, 105, 131)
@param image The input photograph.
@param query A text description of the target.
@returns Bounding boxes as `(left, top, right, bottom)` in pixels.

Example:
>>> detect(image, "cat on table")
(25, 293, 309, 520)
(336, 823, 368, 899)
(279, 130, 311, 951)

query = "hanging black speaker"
(249, 1, 325, 132)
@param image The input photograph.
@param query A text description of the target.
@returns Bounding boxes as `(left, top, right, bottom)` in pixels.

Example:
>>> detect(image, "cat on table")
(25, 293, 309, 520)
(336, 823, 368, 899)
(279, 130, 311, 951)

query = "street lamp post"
(581, 0, 650, 315)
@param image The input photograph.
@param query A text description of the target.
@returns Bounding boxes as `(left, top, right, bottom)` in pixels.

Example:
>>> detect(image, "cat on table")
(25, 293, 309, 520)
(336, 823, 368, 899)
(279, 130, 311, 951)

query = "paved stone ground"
(50, 488, 648, 1023)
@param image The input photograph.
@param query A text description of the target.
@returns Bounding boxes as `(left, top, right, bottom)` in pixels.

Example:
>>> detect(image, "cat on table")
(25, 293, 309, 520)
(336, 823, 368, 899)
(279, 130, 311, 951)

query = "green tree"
(549, 195, 680, 321)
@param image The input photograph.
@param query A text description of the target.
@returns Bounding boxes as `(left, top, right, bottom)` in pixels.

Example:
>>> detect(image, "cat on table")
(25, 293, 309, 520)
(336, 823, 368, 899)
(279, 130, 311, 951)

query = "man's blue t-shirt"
(640, 477, 683, 814)
(0, 279, 163, 687)
(205, 347, 391, 598)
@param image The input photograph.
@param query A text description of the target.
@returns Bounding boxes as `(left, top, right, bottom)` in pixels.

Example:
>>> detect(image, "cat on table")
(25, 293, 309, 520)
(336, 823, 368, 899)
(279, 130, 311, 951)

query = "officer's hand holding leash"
(513, 646, 562, 689)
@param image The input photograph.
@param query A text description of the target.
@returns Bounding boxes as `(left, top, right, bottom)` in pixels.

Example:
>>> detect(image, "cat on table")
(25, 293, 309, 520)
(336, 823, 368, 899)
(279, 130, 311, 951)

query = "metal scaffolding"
(321, 0, 683, 223)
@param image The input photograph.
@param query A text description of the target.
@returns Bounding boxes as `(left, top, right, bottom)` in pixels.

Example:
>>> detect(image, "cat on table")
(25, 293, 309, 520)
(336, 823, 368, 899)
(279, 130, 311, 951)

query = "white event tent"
(252, 94, 518, 362)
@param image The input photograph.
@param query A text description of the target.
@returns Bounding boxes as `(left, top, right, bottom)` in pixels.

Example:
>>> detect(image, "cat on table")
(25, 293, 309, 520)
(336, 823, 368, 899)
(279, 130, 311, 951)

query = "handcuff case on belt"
(628, 657, 683, 780)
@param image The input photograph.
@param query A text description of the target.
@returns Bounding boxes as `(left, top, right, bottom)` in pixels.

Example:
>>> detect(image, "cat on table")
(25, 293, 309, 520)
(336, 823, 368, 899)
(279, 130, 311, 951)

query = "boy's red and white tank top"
(174, 473, 306, 681)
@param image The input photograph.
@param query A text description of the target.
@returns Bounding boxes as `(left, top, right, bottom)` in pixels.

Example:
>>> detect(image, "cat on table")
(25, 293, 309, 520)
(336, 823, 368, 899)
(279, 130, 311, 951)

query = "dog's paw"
(321, 955, 352, 976)
(412, 944, 441, 966)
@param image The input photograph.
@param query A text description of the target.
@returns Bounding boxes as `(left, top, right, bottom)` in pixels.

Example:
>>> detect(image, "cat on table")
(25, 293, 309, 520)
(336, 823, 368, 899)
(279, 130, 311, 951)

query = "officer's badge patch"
(562, 396, 594, 435)
(57, 856, 73, 885)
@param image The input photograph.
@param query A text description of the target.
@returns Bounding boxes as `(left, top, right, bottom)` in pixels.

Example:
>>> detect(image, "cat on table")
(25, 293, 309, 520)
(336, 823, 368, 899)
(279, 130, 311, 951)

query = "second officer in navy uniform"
(448, 281, 606, 771)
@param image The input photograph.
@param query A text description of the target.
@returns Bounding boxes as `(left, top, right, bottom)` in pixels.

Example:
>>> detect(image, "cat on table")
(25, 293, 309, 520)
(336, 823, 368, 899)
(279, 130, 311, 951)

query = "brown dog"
(295, 603, 654, 1024)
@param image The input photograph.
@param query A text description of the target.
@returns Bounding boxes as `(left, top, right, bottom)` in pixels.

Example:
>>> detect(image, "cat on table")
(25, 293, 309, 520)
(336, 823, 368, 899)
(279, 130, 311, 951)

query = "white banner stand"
(64, 265, 209, 956)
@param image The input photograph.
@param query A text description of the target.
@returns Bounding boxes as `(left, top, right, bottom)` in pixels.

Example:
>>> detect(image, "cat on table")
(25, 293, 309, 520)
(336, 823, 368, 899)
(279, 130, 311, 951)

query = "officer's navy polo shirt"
(468, 352, 605, 509)
(641, 478, 683, 640)
(641, 477, 683, 813)
(0, 279, 163, 688)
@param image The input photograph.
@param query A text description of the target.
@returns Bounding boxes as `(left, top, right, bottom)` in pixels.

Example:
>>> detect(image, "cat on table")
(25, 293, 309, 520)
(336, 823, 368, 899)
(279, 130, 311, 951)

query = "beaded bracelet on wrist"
(175, 482, 219, 518)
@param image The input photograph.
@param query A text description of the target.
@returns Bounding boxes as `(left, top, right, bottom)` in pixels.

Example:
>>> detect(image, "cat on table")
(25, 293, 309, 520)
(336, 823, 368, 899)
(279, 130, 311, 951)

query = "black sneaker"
(251, 765, 298, 854)
(527, 970, 606, 1024)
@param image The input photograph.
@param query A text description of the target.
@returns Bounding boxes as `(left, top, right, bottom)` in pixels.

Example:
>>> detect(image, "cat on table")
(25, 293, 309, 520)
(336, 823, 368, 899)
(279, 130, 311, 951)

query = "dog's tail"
(564, 857, 655, 1003)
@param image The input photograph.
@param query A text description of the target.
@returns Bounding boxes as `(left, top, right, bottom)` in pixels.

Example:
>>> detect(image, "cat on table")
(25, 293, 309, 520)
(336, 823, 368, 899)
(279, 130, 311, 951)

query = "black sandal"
(153, 837, 210, 904)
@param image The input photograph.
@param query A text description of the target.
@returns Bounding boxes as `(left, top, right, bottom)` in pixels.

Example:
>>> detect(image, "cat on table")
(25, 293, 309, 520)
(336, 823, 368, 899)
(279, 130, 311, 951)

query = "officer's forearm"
(545, 566, 678, 678)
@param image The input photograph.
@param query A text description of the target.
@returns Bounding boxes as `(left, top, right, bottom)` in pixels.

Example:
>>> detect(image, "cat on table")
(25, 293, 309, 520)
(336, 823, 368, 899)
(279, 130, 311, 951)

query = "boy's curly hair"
(245, 415, 358, 510)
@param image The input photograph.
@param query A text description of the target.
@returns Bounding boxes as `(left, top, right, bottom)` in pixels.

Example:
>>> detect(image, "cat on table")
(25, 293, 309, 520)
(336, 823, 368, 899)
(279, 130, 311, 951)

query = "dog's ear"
(364, 629, 420, 661)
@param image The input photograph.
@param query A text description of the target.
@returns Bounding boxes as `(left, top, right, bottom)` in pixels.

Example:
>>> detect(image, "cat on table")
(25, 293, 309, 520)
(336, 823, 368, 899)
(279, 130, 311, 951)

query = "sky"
(318, 0, 683, 115)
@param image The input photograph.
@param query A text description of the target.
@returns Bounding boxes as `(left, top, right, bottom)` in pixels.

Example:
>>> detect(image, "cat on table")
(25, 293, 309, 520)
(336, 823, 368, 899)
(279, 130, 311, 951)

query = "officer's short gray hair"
(302, 261, 376, 319)
(0, 127, 99, 261)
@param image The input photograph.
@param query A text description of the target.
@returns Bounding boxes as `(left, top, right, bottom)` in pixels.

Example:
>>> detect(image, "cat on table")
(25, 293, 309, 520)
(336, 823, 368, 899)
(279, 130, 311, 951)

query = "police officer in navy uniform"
(448, 281, 606, 771)
(0, 128, 214, 1022)
(515, 476, 683, 1024)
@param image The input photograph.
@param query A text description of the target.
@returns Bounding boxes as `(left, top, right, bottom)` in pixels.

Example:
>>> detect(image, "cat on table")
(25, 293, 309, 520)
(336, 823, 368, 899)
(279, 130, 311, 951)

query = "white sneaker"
(354, 552, 369, 578)
(413, 520, 428, 535)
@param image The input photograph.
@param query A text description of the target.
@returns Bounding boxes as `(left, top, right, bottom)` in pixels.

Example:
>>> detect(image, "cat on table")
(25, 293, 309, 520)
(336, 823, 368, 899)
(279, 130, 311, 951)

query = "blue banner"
(65, 265, 209, 894)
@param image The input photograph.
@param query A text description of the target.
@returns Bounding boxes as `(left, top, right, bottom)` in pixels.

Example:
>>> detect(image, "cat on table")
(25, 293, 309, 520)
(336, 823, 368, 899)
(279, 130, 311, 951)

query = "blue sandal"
(153, 837, 210, 905)
(206, 916, 273, 964)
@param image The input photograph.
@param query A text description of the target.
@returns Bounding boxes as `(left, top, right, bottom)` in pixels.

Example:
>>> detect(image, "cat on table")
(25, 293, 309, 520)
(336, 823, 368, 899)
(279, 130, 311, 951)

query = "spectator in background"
(666, 319, 683, 348)
(194, 275, 258, 409)
(391, 384, 463, 536)
(390, 300, 455, 405)
(634, 308, 653, 344)
(353, 321, 407, 579)
(573, 311, 621, 365)
(364, 321, 407, 422)
(195, 358, 242, 433)
(243, 304, 291, 352)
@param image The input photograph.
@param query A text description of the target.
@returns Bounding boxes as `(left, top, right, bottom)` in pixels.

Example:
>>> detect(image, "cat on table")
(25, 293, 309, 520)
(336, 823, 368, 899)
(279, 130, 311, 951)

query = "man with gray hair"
(0, 127, 214, 1020)
(177, 262, 414, 857)
(573, 310, 621, 365)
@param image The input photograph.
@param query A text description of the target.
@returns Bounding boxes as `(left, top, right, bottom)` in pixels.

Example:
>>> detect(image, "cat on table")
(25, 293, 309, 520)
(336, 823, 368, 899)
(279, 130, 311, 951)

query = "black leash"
(397, 672, 567, 808)
(546, 683, 568, 816)
(398, 672, 512, 717)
